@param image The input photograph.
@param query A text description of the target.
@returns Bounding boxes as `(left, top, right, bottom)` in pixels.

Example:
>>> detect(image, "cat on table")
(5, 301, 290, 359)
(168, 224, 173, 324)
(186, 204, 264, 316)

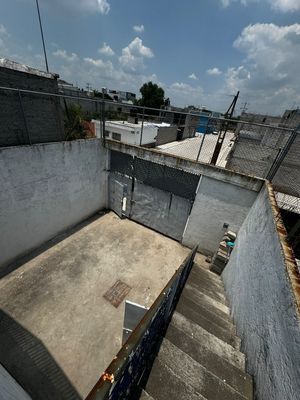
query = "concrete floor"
(0, 212, 190, 399)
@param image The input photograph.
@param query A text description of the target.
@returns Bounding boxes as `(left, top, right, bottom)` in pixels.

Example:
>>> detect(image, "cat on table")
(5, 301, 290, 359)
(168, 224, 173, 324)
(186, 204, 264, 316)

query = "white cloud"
(53, 49, 78, 62)
(189, 73, 198, 80)
(0, 24, 8, 35)
(207, 67, 222, 76)
(46, 0, 110, 14)
(133, 25, 145, 33)
(119, 37, 154, 72)
(166, 82, 204, 106)
(225, 23, 300, 113)
(219, 0, 300, 12)
(98, 42, 115, 56)
(0, 23, 9, 53)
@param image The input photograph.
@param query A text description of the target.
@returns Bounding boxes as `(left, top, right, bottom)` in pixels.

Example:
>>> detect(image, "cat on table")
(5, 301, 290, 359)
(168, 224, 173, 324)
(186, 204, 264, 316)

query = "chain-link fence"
(1, 85, 299, 200)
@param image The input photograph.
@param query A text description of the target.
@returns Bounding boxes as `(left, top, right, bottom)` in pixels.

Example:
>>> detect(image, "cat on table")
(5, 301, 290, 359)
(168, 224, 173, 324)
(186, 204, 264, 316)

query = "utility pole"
(86, 83, 92, 93)
(35, 0, 49, 73)
(210, 91, 240, 165)
(240, 102, 248, 114)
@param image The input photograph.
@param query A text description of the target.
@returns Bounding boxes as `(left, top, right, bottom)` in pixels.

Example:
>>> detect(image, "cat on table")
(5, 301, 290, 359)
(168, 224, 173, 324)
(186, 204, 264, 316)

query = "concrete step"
(186, 269, 227, 305)
(165, 323, 253, 399)
(145, 358, 207, 400)
(156, 338, 249, 400)
(193, 263, 226, 291)
(192, 263, 223, 286)
(179, 292, 236, 335)
(182, 284, 232, 325)
(175, 296, 241, 349)
(185, 282, 230, 315)
(171, 312, 245, 371)
(139, 389, 155, 400)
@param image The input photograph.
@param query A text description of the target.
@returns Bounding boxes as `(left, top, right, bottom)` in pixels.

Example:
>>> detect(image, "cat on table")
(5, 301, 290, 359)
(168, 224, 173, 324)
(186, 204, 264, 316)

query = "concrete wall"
(0, 139, 108, 269)
(222, 183, 300, 400)
(0, 66, 64, 146)
(106, 140, 262, 255)
(182, 176, 258, 254)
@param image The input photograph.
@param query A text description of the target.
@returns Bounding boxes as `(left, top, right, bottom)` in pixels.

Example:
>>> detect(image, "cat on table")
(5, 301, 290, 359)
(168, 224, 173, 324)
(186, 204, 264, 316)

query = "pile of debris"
(210, 230, 237, 275)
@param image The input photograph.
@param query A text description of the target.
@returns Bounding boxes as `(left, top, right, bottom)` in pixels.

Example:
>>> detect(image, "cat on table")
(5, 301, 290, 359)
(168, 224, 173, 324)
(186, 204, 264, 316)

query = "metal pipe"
(196, 133, 206, 162)
(35, 0, 49, 73)
(140, 107, 145, 146)
(266, 126, 300, 180)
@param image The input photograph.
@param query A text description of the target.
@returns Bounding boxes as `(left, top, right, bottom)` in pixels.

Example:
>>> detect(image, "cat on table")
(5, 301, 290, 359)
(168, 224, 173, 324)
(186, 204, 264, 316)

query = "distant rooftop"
(0, 58, 58, 80)
(106, 120, 171, 129)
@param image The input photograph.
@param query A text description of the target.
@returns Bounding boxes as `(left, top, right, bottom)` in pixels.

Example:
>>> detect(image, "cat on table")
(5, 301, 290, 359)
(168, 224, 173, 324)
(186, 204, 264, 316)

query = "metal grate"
(110, 150, 133, 177)
(134, 158, 199, 200)
(110, 151, 200, 200)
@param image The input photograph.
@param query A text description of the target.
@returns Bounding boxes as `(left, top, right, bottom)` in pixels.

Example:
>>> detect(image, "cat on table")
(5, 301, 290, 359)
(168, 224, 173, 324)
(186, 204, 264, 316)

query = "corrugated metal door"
(130, 181, 192, 241)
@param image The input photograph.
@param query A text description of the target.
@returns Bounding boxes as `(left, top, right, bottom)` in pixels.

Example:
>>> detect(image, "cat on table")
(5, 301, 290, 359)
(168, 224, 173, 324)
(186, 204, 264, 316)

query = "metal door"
(109, 173, 132, 218)
(130, 181, 192, 241)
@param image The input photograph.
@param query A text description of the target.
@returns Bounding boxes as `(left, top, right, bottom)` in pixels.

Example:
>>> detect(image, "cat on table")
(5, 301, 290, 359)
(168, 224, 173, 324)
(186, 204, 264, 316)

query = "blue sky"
(1, 0, 300, 114)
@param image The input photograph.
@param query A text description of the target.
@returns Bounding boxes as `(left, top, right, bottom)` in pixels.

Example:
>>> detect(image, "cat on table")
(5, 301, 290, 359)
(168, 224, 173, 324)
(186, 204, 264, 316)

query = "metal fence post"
(102, 100, 106, 140)
(140, 107, 145, 146)
(196, 132, 206, 162)
(18, 90, 31, 145)
(266, 126, 299, 181)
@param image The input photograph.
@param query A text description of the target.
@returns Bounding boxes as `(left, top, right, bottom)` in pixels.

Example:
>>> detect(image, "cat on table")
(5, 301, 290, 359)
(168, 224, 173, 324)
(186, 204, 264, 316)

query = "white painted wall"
(93, 120, 158, 145)
(0, 139, 108, 269)
(182, 176, 258, 255)
(222, 185, 300, 400)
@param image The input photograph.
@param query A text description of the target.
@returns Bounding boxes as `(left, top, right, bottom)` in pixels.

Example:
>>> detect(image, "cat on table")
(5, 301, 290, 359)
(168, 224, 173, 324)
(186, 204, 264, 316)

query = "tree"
(137, 81, 166, 111)
(63, 101, 87, 141)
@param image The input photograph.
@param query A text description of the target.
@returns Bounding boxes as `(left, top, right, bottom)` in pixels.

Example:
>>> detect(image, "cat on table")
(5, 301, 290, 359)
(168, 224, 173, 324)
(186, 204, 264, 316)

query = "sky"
(1, 0, 300, 114)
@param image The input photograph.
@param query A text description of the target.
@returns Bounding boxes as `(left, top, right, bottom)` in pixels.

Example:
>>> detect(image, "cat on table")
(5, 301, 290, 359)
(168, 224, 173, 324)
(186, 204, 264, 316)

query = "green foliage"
(137, 81, 166, 111)
(63, 101, 87, 141)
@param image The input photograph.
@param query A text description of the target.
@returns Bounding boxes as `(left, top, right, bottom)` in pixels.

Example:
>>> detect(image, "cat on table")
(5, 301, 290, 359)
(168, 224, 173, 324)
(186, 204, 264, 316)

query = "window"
(112, 132, 121, 141)
(104, 130, 110, 137)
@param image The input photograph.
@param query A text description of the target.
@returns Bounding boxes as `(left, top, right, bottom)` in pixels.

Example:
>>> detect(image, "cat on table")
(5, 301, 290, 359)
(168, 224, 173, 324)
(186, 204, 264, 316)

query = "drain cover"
(103, 280, 131, 308)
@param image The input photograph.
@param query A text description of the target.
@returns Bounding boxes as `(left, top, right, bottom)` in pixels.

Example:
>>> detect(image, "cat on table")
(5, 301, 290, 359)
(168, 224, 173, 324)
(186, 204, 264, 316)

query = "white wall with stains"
(222, 184, 300, 400)
(0, 139, 108, 269)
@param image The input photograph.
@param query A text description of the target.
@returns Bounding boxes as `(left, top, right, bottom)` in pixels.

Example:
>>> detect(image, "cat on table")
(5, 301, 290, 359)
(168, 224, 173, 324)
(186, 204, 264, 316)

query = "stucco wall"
(182, 176, 258, 254)
(222, 184, 300, 400)
(0, 139, 108, 269)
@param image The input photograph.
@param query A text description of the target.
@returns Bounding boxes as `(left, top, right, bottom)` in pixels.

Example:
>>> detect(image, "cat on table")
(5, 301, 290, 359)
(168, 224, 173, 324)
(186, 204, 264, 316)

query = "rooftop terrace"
(0, 212, 191, 398)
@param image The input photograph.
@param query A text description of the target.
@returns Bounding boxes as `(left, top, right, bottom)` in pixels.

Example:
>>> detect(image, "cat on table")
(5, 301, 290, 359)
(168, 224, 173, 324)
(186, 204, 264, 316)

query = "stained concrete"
(0, 139, 108, 269)
(0, 212, 189, 399)
(183, 175, 258, 255)
(223, 184, 300, 400)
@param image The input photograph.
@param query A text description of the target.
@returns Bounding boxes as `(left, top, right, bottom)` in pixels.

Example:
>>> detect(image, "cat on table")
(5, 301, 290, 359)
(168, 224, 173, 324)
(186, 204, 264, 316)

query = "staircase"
(139, 262, 253, 400)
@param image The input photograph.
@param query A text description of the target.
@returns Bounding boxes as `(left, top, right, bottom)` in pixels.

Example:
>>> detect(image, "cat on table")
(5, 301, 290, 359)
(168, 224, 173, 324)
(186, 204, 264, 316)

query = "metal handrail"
(85, 245, 198, 400)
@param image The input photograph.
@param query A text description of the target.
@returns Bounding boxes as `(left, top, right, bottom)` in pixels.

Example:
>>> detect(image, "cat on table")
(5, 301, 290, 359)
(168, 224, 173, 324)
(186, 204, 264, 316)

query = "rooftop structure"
(1, 75, 300, 400)
(1, 134, 299, 400)
(156, 132, 234, 167)
(93, 119, 177, 147)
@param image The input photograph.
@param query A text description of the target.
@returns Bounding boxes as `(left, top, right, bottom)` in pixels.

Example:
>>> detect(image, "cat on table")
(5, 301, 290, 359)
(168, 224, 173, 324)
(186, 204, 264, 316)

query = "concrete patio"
(0, 212, 190, 399)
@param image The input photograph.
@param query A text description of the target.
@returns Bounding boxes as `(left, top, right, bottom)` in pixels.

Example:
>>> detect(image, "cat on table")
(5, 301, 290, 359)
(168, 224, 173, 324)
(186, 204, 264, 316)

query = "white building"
(93, 120, 172, 146)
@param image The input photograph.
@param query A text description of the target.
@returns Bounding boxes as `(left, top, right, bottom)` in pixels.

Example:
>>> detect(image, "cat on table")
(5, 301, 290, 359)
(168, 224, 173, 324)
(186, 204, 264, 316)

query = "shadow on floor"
(0, 310, 81, 400)
(0, 210, 108, 279)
